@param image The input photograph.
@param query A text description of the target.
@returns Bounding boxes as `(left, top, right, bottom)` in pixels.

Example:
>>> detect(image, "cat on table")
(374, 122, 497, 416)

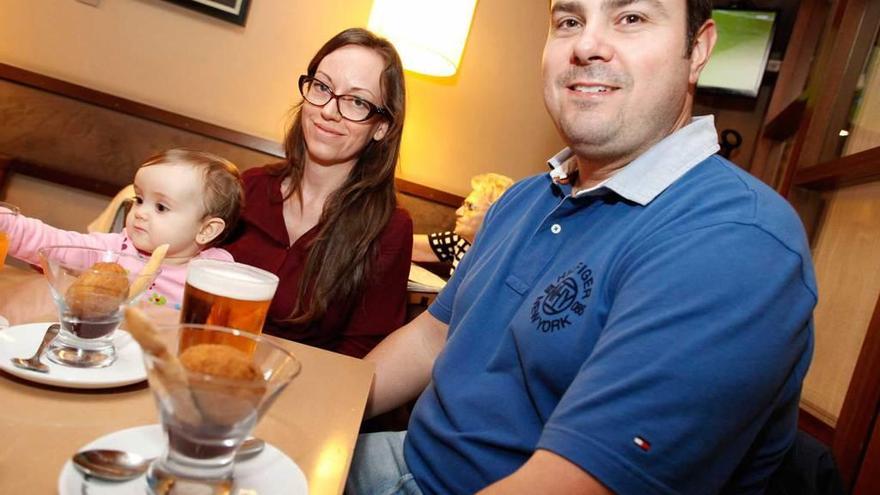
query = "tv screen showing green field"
(698, 10, 776, 97)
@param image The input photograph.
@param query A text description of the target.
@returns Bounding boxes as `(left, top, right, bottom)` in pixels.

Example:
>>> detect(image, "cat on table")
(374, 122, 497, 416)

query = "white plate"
(58, 424, 309, 495)
(0, 322, 146, 389)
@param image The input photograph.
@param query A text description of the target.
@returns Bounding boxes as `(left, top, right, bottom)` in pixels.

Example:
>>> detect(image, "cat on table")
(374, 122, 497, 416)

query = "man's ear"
(688, 19, 717, 85)
(372, 120, 389, 141)
(196, 217, 226, 246)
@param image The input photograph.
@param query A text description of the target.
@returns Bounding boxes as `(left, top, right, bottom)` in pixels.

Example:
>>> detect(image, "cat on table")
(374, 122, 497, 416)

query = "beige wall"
(0, 0, 563, 196)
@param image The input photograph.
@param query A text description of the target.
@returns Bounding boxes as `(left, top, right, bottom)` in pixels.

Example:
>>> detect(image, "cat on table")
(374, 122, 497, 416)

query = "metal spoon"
(10, 323, 60, 373)
(72, 437, 265, 482)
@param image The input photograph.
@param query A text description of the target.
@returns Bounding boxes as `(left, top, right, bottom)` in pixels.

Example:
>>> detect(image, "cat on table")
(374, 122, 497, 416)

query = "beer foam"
(187, 260, 279, 301)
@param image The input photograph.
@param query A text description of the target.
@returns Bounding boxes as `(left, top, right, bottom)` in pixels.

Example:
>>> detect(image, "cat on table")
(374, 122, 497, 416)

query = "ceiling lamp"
(368, 0, 478, 77)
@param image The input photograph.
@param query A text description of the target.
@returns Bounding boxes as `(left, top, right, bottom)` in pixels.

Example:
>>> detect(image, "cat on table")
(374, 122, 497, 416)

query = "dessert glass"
(39, 245, 160, 368)
(142, 323, 301, 494)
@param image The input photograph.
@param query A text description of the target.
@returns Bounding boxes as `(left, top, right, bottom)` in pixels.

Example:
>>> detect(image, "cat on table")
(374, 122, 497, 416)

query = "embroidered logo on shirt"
(148, 292, 167, 306)
(633, 436, 652, 452)
(530, 262, 594, 332)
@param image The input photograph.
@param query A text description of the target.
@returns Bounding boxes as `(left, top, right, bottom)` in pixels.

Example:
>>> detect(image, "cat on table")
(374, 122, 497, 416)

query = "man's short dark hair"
(687, 0, 713, 55)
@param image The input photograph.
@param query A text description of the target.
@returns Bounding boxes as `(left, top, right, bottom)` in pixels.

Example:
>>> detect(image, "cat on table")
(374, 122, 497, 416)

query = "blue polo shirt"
(404, 117, 817, 494)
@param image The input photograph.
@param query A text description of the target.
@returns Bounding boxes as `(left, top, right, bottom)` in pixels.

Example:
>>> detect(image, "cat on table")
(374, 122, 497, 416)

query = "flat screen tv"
(697, 9, 777, 97)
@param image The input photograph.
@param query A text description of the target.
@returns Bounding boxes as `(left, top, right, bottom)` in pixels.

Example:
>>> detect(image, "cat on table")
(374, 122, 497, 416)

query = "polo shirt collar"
(547, 115, 721, 205)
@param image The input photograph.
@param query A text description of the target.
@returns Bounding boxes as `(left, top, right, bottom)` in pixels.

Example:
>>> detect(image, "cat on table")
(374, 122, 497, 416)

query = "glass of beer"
(0, 201, 20, 270)
(179, 260, 279, 352)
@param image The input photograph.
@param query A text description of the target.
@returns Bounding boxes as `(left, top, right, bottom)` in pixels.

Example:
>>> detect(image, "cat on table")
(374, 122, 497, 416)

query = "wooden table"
(0, 264, 374, 494)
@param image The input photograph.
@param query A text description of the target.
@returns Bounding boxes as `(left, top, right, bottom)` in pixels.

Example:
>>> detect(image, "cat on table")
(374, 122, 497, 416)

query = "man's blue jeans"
(346, 431, 423, 495)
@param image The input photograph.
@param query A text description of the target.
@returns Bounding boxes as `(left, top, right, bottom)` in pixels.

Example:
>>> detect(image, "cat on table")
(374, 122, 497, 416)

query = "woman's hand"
(411, 234, 440, 262)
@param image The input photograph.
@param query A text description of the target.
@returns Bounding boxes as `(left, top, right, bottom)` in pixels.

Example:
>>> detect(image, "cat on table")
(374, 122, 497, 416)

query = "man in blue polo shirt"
(347, 0, 816, 493)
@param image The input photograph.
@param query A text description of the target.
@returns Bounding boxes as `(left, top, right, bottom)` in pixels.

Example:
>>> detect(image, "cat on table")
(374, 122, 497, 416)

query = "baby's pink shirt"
(1, 211, 233, 309)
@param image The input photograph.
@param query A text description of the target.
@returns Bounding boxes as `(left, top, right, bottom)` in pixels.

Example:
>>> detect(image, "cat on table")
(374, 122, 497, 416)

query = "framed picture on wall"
(162, 0, 252, 26)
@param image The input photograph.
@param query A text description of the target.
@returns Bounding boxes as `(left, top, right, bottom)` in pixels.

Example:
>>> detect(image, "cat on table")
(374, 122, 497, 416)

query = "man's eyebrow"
(606, 0, 669, 17)
(551, 1, 584, 17)
(551, 0, 669, 18)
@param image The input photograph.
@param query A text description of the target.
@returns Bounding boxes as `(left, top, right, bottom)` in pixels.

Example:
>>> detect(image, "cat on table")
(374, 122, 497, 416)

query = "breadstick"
(123, 306, 172, 358)
(128, 243, 168, 299)
(124, 306, 202, 425)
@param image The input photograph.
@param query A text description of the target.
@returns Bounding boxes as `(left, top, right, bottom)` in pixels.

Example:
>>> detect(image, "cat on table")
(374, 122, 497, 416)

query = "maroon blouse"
(225, 166, 413, 358)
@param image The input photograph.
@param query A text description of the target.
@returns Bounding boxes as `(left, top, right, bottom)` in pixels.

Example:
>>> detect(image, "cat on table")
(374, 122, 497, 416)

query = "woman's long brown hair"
(272, 28, 406, 324)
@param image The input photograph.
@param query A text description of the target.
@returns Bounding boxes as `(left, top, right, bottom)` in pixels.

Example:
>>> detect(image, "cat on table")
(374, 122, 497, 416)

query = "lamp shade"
(368, 0, 478, 77)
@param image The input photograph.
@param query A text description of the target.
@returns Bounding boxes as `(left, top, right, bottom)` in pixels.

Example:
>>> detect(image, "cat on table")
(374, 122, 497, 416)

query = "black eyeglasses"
(298, 75, 390, 123)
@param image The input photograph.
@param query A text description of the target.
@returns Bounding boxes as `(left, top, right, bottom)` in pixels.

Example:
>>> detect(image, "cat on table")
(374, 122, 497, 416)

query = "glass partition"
(831, 24, 880, 157)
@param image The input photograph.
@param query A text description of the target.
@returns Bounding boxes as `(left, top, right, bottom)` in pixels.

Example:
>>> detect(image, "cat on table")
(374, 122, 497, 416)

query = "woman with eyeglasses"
(225, 28, 411, 358)
(412, 173, 513, 276)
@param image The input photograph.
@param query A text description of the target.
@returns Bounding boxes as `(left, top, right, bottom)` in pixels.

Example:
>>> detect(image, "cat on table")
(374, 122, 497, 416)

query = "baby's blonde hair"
(139, 149, 244, 246)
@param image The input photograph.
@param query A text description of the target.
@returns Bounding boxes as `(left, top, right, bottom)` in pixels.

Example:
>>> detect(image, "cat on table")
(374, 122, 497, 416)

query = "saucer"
(0, 322, 146, 389)
(58, 424, 309, 495)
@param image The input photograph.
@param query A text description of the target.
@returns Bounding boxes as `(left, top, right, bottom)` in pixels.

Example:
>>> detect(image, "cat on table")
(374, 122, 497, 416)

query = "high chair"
(88, 184, 135, 234)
